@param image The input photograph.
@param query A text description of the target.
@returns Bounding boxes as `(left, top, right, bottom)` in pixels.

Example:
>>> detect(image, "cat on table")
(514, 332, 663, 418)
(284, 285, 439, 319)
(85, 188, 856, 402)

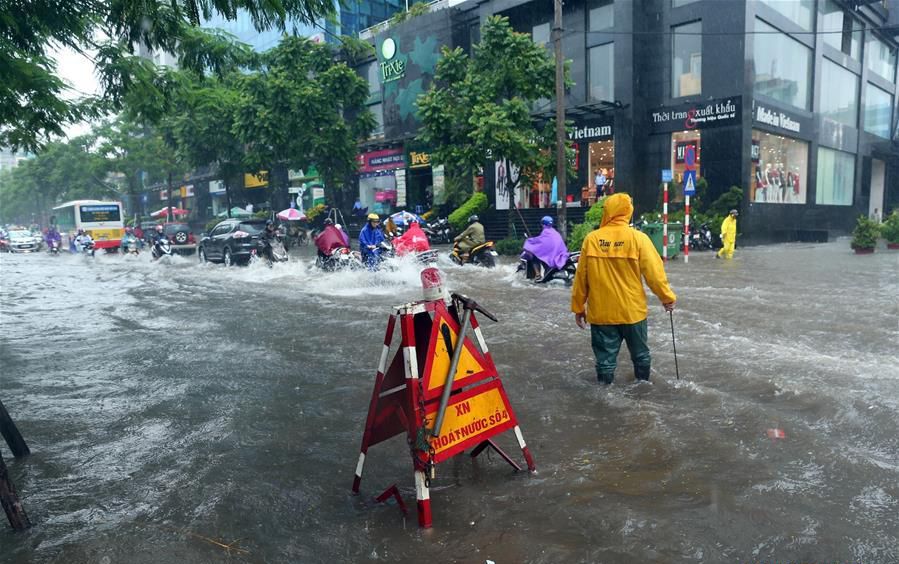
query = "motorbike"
(78, 239, 95, 257)
(422, 218, 452, 244)
(48, 240, 61, 255)
(518, 251, 580, 284)
(315, 246, 364, 271)
(151, 237, 173, 260)
(450, 241, 498, 268)
(256, 236, 289, 266)
(689, 223, 715, 251)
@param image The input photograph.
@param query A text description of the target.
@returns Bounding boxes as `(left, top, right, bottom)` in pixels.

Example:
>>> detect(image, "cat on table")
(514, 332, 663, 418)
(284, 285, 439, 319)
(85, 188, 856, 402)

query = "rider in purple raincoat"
(522, 216, 569, 272)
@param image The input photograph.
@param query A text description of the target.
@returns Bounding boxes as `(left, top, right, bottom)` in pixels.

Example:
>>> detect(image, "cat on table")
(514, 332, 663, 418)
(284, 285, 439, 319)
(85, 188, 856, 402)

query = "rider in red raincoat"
(315, 219, 349, 257)
(393, 221, 431, 255)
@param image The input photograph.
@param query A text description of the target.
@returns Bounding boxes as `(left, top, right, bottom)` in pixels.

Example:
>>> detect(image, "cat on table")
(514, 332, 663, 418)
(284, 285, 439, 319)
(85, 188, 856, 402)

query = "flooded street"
(2, 242, 898, 563)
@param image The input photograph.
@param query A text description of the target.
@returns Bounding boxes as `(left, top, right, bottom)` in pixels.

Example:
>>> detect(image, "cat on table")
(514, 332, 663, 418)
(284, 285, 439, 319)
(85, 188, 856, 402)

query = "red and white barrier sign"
(351, 295, 534, 528)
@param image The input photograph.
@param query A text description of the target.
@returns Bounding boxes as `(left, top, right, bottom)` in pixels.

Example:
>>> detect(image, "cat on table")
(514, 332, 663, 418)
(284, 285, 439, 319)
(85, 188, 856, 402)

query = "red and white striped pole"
(662, 183, 669, 262)
(684, 194, 691, 264)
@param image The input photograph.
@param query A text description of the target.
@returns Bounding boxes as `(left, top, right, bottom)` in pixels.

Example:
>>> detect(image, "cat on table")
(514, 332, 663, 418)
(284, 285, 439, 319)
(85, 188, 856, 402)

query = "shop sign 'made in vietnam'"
(650, 96, 742, 133)
(752, 100, 812, 136)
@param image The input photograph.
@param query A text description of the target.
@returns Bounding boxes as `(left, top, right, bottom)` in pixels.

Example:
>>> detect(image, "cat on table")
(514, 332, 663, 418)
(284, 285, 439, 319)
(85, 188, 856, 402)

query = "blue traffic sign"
(684, 145, 696, 168)
(661, 169, 673, 182)
(683, 170, 697, 196)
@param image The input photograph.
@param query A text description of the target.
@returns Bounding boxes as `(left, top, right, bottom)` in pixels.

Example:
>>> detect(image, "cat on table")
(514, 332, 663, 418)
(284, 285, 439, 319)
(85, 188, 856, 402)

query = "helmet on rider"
(541, 216, 554, 227)
(155, 224, 163, 232)
(125, 227, 132, 234)
(323, 218, 334, 226)
(265, 219, 274, 228)
(468, 214, 479, 223)
(77, 228, 84, 235)
(334, 223, 342, 231)
(367, 213, 380, 222)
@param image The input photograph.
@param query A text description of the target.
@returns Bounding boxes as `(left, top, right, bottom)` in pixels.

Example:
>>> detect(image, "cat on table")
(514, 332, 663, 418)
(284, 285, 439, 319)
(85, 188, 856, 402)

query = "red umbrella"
(150, 208, 189, 218)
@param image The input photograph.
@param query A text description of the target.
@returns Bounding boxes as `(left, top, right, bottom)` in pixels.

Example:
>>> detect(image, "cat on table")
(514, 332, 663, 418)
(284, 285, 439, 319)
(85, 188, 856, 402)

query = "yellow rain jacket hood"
(571, 193, 676, 325)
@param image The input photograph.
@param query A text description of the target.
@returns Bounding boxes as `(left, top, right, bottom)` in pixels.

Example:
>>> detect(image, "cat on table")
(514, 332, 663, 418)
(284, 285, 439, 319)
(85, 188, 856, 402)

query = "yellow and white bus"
(53, 200, 125, 251)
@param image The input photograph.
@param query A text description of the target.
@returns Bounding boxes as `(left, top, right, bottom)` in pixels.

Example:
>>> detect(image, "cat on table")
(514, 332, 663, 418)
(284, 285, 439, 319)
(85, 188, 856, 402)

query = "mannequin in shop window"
(755, 164, 767, 202)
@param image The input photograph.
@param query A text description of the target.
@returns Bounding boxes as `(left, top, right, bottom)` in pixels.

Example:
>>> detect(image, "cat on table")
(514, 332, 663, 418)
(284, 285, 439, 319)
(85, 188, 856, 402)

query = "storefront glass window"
(589, 43, 614, 102)
(672, 21, 701, 98)
(864, 82, 893, 139)
(589, 0, 614, 31)
(365, 61, 380, 96)
(819, 0, 861, 59)
(587, 139, 615, 203)
(369, 103, 384, 137)
(758, 0, 814, 31)
(815, 147, 855, 206)
(866, 35, 897, 83)
(360, 174, 398, 215)
(533, 22, 551, 47)
(670, 130, 700, 202)
(751, 130, 808, 204)
(753, 19, 812, 110)
(820, 59, 859, 127)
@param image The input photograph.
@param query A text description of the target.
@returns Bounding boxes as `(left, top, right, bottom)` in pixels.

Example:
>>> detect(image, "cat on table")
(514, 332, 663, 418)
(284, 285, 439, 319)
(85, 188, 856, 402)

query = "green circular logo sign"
(381, 38, 396, 60)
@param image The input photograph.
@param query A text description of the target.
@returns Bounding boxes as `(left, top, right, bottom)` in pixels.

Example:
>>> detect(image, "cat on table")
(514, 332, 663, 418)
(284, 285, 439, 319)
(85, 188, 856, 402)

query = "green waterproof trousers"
(590, 320, 651, 384)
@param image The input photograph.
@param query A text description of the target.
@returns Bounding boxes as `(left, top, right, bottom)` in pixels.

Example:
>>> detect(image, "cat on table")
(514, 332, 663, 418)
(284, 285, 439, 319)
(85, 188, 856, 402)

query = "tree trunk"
(167, 171, 174, 223)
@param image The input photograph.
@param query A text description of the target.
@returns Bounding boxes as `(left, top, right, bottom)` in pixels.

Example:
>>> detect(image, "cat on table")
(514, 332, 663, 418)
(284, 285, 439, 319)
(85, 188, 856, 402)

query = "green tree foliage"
(232, 36, 374, 200)
(94, 118, 183, 197)
(448, 192, 488, 232)
(0, 135, 112, 223)
(851, 215, 880, 250)
(417, 16, 566, 197)
(567, 197, 606, 250)
(1, 0, 335, 151)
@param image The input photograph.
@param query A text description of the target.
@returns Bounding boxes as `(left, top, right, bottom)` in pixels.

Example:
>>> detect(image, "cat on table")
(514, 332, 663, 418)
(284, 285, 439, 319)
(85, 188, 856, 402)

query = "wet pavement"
(1, 241, 898, 563)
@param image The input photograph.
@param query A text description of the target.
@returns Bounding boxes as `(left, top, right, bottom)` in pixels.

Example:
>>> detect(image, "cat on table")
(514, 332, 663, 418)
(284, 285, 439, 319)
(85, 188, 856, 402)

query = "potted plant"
(850, 215, 879, 254)
(881, 210, 899, 250)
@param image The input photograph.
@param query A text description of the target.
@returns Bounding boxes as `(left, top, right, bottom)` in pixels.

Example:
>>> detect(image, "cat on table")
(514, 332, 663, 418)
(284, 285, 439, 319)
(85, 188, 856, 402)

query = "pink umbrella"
(277, 208, 306, 221)
(150, 207, 189, 218)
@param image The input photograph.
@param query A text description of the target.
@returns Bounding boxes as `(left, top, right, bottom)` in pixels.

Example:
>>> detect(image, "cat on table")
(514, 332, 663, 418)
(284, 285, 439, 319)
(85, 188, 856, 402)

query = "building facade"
(355, 0, 899, 241)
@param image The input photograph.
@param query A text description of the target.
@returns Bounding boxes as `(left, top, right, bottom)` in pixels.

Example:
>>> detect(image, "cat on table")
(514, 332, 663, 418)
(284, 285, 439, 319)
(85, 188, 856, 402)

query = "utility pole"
(553, 0, 567, 237)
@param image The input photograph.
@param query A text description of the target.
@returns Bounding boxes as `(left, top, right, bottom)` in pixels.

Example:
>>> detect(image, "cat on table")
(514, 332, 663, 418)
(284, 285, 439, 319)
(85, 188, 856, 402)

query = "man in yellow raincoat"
(571, 193, 676, 384)
(717, 209, 738, 259)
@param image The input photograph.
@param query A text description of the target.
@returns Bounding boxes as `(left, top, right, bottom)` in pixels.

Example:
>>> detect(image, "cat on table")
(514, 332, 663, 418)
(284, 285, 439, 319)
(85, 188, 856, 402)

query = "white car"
(7, 230, 42, 253)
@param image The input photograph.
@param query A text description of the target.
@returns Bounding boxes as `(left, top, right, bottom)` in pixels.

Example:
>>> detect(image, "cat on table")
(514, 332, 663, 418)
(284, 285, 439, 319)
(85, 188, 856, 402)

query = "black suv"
(198, 219, 267, 266)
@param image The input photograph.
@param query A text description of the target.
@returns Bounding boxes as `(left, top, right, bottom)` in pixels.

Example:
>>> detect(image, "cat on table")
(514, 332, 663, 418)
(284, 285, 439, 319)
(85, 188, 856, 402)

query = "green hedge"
(851, 215, 880, 249)
(567, 198, 606, 251)
(448, 192, 488, 232)
(881, 210, 899, 244)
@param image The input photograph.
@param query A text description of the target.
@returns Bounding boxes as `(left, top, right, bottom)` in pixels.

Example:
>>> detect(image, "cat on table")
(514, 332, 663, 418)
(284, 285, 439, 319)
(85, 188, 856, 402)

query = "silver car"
(7, 230, 42, 253)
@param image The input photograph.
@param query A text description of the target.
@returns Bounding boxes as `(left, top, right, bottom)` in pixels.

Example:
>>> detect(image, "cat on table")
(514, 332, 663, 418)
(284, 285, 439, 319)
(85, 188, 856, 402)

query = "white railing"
(359, 0, 451, 40)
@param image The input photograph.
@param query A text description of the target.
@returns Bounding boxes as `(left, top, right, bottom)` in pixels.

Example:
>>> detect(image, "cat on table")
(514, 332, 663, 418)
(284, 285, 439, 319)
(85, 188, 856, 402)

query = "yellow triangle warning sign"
(421, 310, 496, 401)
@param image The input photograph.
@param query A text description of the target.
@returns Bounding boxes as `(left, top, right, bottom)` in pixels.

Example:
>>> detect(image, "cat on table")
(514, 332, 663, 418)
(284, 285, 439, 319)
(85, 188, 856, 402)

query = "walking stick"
(669, 310, 680, 380)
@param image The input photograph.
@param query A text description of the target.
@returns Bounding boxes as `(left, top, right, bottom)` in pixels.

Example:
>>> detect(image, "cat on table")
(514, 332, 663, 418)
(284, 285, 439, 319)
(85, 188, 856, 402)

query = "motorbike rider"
(315, 218, 349, 258)
(359, 213, 385, 268)
(259, 219, 280, 262)
(521, 216, 569, 278)
(152, 224, 167, 243)
(74, 228, 94, 252)
(453, 215, 485, 258)
(45, 225, 62, 249)
(394, 220, 431, 255)
(120, 227, 138, 252)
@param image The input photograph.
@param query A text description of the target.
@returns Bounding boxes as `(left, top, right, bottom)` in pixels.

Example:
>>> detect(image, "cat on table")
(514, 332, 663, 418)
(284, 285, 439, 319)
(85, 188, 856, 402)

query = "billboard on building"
(374, 9, 457, 139)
